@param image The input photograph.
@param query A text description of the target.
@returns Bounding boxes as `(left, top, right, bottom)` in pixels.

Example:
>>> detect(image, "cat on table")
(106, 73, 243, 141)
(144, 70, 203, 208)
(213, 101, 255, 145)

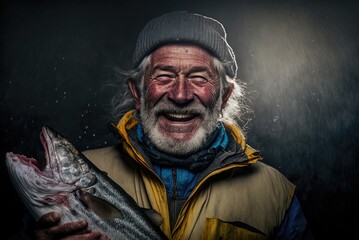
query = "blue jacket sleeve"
(275, 195, 314, 240)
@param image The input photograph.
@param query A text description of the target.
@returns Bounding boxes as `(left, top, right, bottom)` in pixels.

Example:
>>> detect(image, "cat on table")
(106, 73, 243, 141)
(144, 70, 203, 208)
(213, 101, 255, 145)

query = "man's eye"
(156, 74, 175, 81)
(189, 75, 208, 83)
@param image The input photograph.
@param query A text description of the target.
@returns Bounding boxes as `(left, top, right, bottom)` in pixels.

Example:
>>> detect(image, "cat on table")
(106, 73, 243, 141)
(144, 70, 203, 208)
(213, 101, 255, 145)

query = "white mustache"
(151, 100, 208, 117)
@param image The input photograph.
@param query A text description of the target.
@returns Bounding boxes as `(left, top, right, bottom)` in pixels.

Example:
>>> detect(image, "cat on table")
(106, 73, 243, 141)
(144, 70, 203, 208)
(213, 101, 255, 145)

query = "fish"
(5, 126, 168, 240)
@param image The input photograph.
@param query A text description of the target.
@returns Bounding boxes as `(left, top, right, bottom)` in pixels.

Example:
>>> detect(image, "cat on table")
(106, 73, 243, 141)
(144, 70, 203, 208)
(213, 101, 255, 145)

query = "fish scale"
(6, 126, 168, 240)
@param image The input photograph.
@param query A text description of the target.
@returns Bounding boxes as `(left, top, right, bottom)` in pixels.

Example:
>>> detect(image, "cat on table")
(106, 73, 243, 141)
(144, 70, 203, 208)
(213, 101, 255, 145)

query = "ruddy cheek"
(193, 84, 219, 107)
(146, 83, 171, 106)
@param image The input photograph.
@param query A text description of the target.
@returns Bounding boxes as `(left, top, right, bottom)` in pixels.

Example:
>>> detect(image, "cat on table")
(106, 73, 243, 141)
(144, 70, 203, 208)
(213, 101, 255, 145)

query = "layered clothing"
(83, 111, 310, 239)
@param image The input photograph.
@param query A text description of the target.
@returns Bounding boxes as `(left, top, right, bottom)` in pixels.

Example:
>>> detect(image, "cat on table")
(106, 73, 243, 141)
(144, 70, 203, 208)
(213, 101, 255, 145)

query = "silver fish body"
(6, 126, 168, 240)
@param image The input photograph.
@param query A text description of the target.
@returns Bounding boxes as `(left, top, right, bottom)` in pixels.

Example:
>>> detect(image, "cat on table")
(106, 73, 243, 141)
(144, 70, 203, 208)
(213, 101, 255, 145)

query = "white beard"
(139, 96, 223, 156)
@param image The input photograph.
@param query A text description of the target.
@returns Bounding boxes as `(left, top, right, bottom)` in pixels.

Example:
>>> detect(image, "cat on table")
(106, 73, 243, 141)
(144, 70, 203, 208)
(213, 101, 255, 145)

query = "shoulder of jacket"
(83, 145, 120, 159)
(214, 161, 296, 197)
(82, 145, 142, 187)
(239, 161, 296, 197)
(254, 162, 294, 184)
(82, 145, 125, 173)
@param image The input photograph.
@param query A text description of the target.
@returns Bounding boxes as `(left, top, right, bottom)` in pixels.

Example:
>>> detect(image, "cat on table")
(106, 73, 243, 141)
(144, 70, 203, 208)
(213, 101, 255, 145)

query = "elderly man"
(25, 11, 311, 240)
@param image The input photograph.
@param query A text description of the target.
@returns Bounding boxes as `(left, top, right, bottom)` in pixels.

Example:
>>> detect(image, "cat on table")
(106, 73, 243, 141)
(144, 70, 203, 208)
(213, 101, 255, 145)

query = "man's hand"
(34, 212, 109, 240)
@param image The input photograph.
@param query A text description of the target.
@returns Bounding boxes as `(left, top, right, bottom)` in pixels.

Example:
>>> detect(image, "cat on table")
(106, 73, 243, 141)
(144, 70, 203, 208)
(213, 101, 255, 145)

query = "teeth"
(167, 113, 192, 119)
(164, 113, 197, 122)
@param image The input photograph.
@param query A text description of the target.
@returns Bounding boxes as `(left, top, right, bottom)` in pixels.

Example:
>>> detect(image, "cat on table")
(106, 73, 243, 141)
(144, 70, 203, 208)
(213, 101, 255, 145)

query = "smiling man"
(19, 11, 312, 240)
(133, 44, 229, 157)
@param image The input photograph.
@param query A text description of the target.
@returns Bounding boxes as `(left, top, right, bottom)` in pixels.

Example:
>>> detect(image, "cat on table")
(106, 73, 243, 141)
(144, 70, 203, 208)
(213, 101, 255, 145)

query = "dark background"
(1, 0, 358, 239)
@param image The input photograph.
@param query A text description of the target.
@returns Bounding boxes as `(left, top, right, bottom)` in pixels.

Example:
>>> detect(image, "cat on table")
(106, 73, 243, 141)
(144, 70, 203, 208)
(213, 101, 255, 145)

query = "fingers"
(38, 212, 61, 228)
(45, 219, 89, 238)
(37, 230, 103, 240)
(99, 232, 111, 240)
(60, 230, 103, 240)
(35, 212, 108, 240)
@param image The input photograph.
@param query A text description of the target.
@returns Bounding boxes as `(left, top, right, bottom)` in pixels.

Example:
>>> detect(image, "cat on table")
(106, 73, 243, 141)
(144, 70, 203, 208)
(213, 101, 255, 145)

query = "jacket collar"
(112, 110, 262, 173)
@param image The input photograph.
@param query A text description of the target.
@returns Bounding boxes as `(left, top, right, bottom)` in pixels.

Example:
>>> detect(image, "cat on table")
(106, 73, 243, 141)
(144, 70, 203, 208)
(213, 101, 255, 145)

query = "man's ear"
(128, 79, 141, 110)
(221, 83, 234, 110)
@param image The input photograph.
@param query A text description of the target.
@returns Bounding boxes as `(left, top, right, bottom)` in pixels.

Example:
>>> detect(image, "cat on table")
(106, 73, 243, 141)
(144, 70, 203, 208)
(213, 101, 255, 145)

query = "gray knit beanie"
(133, 11, 238, 79)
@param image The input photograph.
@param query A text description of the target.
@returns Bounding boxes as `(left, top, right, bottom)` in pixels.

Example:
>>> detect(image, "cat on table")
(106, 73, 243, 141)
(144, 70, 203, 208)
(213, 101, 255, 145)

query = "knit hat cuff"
(133, 11, 238, 78)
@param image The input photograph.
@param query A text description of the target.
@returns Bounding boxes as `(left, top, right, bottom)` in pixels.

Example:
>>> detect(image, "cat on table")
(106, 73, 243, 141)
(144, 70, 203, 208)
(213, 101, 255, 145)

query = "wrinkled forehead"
(149, 44, 216, 70)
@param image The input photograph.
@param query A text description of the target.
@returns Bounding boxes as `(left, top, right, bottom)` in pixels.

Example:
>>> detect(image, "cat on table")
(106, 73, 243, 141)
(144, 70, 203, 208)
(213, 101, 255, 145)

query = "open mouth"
(162, 113, 200, 122)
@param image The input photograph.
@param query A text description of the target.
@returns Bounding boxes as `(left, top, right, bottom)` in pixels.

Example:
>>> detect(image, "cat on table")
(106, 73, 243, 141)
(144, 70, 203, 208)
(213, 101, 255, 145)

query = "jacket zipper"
(169, 168, 178, 230)
(172, 160, 251, 235)
(171, 168, 178, 199)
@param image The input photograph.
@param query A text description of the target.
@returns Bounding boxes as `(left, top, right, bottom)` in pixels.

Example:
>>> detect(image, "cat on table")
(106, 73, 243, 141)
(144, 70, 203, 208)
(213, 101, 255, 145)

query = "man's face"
(131, 44, 226, 156)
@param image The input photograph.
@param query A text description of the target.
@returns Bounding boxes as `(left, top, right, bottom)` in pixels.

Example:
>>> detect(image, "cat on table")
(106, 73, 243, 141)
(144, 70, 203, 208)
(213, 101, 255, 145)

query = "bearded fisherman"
(17, 11, 313, 240)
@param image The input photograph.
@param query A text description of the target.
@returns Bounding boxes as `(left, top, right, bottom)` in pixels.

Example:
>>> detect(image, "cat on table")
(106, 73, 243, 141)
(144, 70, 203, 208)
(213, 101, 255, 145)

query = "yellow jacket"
(83, 111, 295, 239)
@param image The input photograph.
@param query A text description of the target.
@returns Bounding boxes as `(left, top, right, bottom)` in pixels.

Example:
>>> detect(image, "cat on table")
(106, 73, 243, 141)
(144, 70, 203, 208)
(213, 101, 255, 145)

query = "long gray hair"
(111, 54, 252, 128)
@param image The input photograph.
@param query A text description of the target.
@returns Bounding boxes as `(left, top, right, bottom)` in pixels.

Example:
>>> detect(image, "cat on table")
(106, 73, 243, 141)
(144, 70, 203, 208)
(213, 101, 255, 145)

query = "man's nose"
(167, 75, 194, 104)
